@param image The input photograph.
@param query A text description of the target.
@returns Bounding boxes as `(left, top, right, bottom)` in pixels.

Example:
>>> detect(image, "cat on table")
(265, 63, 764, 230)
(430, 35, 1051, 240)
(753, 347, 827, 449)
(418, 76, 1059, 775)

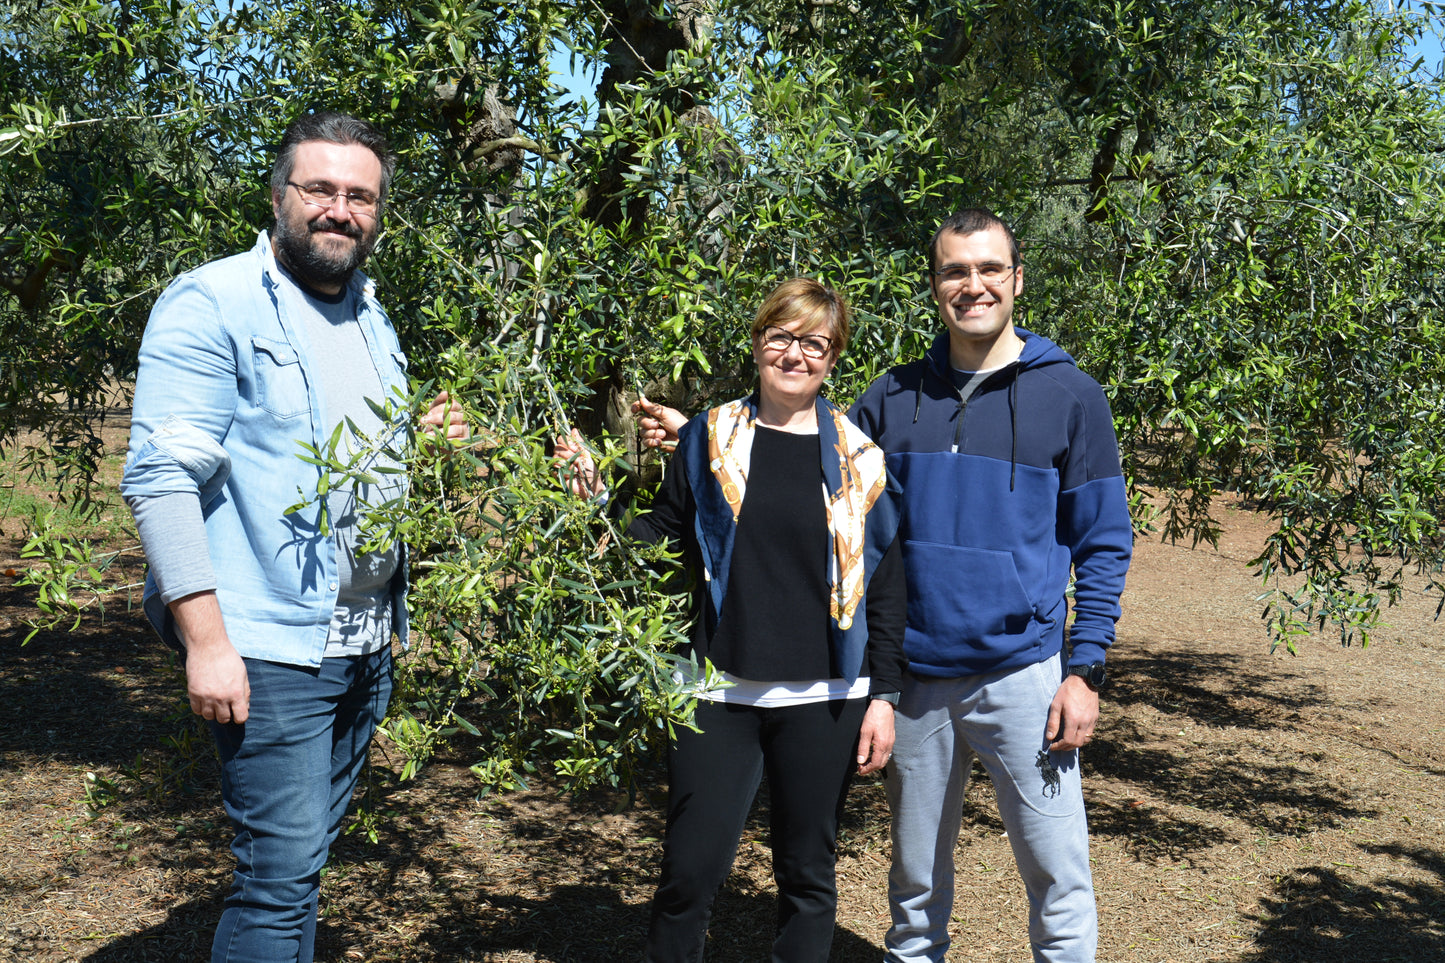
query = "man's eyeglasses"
(760, 326, 834, 359)
(933, 262, 1017, 287)
(286, 181, 380, 216)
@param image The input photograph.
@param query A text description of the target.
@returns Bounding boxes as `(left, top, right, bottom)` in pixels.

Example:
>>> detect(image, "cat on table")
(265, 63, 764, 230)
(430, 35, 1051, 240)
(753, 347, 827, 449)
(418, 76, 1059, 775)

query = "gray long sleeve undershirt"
(129, 490, 216, 605)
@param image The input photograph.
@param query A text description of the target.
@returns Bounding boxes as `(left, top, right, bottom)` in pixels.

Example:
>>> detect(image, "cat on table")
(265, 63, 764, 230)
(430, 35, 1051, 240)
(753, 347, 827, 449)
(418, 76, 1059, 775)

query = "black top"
(628, 424, 906, 693)
(708, 427, 832, 680)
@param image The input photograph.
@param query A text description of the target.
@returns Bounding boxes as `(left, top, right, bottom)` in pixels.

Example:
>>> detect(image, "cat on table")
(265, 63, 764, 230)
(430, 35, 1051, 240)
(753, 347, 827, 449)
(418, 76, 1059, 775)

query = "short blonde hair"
(749, 278, 852, 357)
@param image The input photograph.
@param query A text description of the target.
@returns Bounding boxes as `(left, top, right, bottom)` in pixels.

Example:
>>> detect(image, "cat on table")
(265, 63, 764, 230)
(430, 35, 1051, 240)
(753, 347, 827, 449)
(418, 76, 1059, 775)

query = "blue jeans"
(207, 649, 393, 963)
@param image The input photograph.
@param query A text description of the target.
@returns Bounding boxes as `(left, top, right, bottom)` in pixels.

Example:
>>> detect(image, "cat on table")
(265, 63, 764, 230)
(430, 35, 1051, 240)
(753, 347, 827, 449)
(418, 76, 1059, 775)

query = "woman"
(558, 278, 905, 962)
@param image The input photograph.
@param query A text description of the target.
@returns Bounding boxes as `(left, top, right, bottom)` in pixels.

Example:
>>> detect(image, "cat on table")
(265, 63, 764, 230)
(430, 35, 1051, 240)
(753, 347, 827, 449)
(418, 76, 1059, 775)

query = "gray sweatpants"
(883, 652, 1098, 963)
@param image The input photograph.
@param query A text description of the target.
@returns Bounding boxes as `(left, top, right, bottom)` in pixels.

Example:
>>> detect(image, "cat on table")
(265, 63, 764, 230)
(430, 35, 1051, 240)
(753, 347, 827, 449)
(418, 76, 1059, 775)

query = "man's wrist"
(1067, 661, 1108, 692)
(870, 691, 901, 705)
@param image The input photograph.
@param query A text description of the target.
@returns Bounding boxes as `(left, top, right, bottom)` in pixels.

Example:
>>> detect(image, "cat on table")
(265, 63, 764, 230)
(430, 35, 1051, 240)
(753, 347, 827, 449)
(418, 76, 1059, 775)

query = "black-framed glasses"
(286, 181, 380, 216)
(933, 262, 1017, 287)
(760, 326, 834, 359)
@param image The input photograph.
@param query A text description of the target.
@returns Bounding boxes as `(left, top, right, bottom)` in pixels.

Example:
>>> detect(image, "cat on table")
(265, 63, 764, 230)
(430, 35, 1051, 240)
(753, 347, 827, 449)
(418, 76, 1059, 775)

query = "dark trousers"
(644, 697, 868, 963)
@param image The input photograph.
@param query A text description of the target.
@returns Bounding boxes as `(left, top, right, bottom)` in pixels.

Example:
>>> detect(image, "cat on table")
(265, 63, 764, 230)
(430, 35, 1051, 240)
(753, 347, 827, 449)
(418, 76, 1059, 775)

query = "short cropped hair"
(750, 278, 853, 357)
(928, 209, 1020, 273)
(270, 111, 397, 207)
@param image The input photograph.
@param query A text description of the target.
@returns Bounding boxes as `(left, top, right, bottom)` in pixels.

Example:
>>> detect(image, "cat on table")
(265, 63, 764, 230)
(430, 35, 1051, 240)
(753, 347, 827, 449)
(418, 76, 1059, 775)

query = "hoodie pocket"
(902, 540, 1038, 647)
(252, 337, 309, 419)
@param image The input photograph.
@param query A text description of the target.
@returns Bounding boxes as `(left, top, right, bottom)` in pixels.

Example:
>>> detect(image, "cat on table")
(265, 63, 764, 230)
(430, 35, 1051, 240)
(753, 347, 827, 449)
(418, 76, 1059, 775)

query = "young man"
(121, 111, 463, 963)
(848, 208, 1132, 963)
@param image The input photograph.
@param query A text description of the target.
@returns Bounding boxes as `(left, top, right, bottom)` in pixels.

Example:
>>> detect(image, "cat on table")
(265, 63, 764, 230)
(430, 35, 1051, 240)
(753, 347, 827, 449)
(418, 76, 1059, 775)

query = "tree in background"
(3, 0, 1442, 792)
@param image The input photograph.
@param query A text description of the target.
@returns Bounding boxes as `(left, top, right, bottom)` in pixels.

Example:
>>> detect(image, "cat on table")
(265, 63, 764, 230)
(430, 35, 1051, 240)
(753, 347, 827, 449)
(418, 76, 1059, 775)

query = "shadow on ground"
(1238, 843, 1445, 962)
(6, 588, 1438, 962)
(1085, 645, 1373, 860)
(0, 596, 192, 775)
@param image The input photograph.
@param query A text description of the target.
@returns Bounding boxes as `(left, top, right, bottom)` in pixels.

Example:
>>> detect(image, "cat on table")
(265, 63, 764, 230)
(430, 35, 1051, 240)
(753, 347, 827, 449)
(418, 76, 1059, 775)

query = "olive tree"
(3, 0, 1443, 792)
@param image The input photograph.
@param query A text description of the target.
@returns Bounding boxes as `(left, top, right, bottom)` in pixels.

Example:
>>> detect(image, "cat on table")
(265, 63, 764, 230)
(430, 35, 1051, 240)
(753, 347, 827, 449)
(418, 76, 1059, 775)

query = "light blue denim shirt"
(121, 231, 411, 665)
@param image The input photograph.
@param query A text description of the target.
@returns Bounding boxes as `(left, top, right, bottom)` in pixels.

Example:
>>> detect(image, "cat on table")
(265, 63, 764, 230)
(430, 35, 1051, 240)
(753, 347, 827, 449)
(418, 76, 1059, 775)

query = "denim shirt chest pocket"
(251, 336, 310, 419)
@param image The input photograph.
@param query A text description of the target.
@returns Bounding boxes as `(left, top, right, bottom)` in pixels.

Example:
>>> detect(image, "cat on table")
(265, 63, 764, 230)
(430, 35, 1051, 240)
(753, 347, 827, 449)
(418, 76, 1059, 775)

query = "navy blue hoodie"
(849, 328, 1132, 678)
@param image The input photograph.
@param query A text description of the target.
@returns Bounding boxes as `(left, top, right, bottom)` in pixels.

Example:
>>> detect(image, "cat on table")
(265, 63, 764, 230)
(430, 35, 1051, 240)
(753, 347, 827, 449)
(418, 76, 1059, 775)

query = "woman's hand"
(631, 396, 686, 451)
(856, 698, 896, 775)
(555, 428, 605, 498)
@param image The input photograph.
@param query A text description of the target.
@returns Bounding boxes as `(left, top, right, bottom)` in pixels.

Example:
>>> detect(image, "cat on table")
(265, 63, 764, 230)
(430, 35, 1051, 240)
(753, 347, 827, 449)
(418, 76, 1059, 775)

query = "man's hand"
(555, 428, 605, 498)
(1046, 673, 1099, 751)
(856, 699, 896, 775)
(631, 396, 686, 451)
(170, 591, 250, 724)
(186, 643, 251, 724)
(419, 390, 467, 444)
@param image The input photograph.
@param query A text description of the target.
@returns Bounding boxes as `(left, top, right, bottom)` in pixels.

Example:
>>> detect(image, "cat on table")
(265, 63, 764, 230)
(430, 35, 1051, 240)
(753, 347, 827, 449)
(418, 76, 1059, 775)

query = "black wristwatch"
(871, 691, 901, 705)
(1067, 662, 1108, 692)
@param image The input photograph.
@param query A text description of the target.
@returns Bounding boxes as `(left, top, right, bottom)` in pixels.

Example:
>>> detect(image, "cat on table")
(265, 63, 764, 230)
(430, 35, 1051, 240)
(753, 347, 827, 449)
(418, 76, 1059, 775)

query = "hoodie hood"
(911, 327, 1075, 490)
(921, 327, 1076, 382)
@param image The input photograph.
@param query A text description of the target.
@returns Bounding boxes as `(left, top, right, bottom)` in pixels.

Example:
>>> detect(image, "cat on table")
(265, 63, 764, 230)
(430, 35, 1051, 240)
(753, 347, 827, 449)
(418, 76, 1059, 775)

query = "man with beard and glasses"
(121, 110, 464, 963)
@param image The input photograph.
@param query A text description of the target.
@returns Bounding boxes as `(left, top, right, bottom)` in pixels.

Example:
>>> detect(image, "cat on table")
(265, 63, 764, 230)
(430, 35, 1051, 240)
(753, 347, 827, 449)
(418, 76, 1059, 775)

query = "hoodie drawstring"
(918, 341, 1024, 486)
(1008, 368, 1018, 491)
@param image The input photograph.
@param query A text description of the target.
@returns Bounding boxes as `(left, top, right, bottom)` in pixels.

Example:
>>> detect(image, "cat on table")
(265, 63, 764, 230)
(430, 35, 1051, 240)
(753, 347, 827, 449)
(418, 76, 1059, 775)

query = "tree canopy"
(4, 0, 1443, 791)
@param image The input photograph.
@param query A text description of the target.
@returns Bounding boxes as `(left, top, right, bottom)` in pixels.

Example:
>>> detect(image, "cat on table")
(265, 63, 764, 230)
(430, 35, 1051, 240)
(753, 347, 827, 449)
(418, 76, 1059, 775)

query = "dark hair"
(750, 278, 853, 357)
(928, 209, 1019, 273)
(270, 111, 396, 207)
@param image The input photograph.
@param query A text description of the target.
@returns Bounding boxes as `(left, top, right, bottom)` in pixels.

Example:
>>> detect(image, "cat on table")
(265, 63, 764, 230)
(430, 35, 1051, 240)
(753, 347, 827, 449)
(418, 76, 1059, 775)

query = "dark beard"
(271, 214, 376, 290)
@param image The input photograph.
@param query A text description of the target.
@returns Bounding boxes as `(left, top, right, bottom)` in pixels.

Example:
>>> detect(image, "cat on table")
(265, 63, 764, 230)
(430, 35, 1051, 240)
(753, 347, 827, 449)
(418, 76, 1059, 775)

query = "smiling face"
(753, 314, 838, 414)
(930, 225, 1025, 370)
(269, 140, 384, 294)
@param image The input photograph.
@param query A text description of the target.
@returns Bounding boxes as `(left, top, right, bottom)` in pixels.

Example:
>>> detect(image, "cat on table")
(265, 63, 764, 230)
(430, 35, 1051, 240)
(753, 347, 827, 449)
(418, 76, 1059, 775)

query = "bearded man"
(121, 110, 463, 963)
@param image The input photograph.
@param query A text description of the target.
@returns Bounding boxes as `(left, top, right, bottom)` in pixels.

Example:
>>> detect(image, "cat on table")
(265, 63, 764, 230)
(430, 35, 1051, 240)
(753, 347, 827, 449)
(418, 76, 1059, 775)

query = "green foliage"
(1020, 3, 1445, 648)
(4, 0, 1444, 791)
(1, 441, 141, 641)
(15, 531, 120, 642)
(287, 354, 703, 794)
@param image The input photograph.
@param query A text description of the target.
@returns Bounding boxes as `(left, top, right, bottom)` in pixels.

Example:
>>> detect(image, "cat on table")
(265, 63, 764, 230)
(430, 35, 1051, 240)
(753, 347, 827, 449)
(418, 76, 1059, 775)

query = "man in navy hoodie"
(848, 208, 1132, 963)
(633, 209, 1131, 961)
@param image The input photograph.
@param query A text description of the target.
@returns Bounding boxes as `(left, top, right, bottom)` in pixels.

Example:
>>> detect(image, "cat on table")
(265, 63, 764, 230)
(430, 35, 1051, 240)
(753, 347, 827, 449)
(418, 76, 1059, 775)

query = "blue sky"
(552, 8, 1445, 98)
(1401, 0, 1445, 75)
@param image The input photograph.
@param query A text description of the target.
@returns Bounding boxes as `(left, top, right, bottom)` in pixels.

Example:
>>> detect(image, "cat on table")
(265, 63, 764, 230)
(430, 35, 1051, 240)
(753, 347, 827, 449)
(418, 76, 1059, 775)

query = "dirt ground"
(2, 439, 1443, 961)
